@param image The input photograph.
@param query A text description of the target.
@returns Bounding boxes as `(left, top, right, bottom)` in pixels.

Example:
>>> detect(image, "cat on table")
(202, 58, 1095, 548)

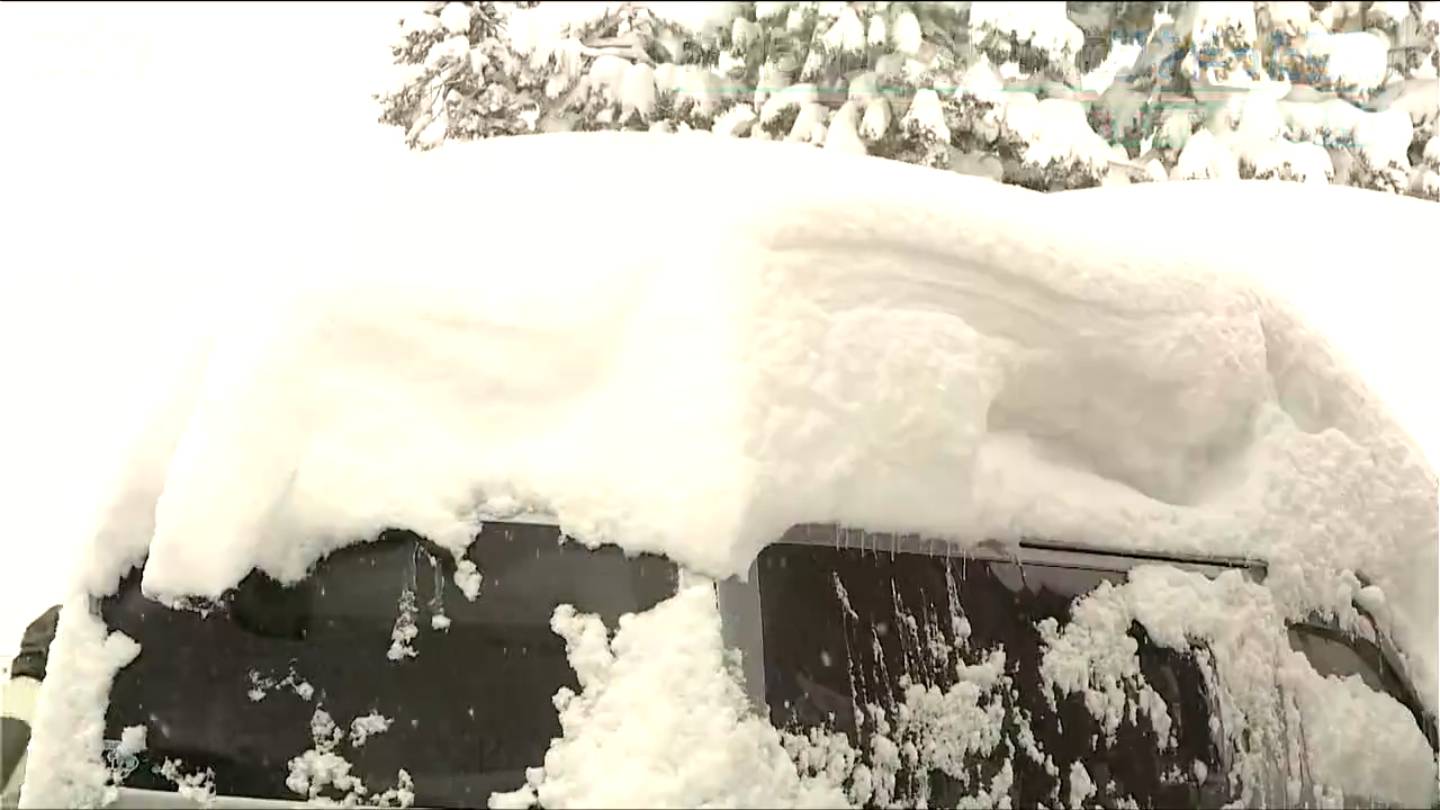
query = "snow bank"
(61, 133, 1437, 721)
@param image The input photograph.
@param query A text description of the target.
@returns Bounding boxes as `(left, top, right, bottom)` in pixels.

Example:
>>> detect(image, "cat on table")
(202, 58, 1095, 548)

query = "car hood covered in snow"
(54, 132, 1440, 718)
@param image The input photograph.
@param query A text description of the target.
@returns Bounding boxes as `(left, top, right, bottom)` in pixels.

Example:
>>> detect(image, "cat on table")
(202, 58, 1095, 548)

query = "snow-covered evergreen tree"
(376, 1, 1440, 201)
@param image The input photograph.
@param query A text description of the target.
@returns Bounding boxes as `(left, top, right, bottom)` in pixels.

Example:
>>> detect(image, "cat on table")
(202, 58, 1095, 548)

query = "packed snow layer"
(500, 2, 619, 62)
(968, 2, 1084, 62)
(1173, 128, 1241, 179)
(1265, 1, 1315, 35)
(1001, 96, 1115, 174)
(1080, 41, 1143, 95)
(63, 134, 1438, 716)
(115, 724, 146, 758)
(1293, 667, 1439, 807)
(286, 706, 412, 806)
(490, 583, 850, 808)
(1047, 565, 1437, 807)
(1304, 30, 1392, 94)
(155, 759, 217, 807)
(644, 2, 739, 35)
(17, 597, 140, 808)
(503, 2, 739, 67)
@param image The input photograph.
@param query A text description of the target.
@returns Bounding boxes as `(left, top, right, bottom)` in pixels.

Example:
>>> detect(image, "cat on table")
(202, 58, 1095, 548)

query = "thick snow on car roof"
(1057, 178, 1439, 468)
(67, 132, 1436, 713)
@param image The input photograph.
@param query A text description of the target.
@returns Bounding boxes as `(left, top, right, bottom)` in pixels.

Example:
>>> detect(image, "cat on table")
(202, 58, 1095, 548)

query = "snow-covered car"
(15, 134, 1440, 809)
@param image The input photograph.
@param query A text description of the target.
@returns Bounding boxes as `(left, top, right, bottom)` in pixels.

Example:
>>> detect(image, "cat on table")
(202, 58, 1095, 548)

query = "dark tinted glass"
(1289, 625, 1401, 699)
(1288, 623, 1437, 748)
(756, 539, 1230, 808)
(101, 524, 677, 807)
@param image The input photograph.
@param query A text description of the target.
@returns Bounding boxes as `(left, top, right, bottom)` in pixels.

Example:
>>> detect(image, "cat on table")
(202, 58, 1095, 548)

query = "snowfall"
(2, 4, 1439, 809)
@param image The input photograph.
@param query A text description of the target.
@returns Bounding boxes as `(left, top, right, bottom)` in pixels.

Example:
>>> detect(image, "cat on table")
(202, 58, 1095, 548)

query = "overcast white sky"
(0, 1, 415, 657)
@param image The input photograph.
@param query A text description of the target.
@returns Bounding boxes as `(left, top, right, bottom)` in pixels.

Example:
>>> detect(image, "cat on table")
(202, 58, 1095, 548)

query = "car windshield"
(101, 523, 1235, 808)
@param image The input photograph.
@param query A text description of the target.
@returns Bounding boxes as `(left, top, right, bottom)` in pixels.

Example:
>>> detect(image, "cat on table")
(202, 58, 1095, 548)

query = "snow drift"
(60, 132, 1438, 716)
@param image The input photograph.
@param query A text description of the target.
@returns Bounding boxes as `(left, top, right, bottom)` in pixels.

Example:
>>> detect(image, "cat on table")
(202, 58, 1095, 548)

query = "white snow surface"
(1249, 140, 1334, 182)
(1173, 128, 1241, 179)
(1048, 564, 1438, 807)
(824, 101, 867, 154)
(489, 583, 850, 808)
(902, 88, 950, 142)
(349, 711, 394, 747)
(1190, 2, 1259, 38)
(60, 134, 1439, 719)
(1306, 30, 1392, 94)
(890, 9, 922, 55)
(1067, 760, 1096, 809)
(1265, 1, 1315, 35)
(17, 597, 141, 808)
(1081, 41, 1143, 95)
(1002, 96, 1115, 174)
(821, 5, 865, 54)
(501, 3, 617, 61)
(969, 2, 1084, 62)
(437, 2, 472, 36)
(156, 759, 217, 808)
(115, 724, 147, 758)
(1293, 668, 1438, 807)
(503, 1, 739, 64)
(285, 706, 414, 806)
(644, 2, 739, 35)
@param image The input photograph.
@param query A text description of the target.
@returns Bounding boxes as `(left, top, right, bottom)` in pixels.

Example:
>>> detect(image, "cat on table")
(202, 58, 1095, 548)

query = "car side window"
(100, 525, 678, 808)
(1288, 622, 1435, 747)
(1288, 625, 1391, 695)
(752, 538, 1230, 808)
